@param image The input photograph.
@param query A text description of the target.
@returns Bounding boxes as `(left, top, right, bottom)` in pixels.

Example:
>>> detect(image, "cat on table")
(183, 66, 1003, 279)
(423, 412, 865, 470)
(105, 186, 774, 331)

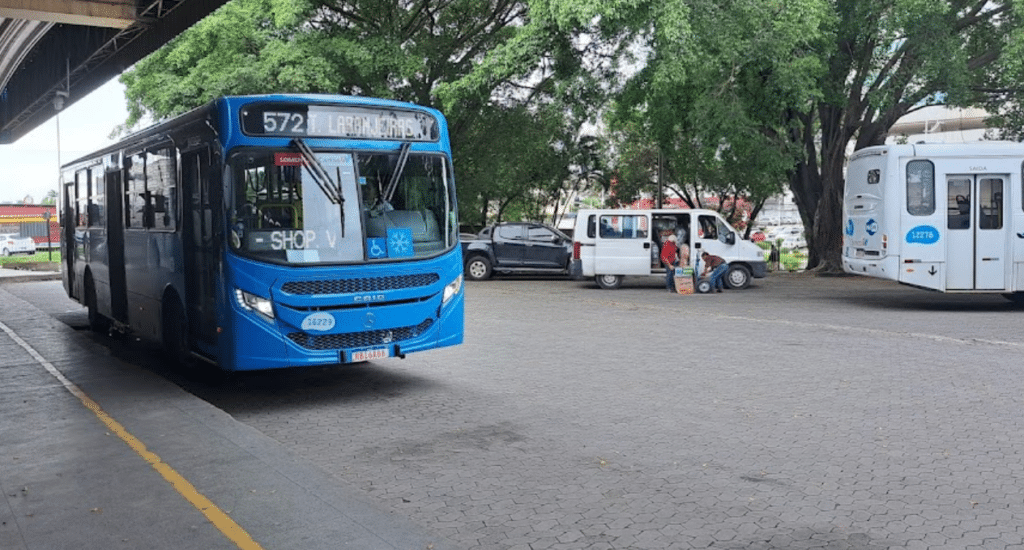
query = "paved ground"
(8, 272, 1024, 549)
(0, 277, 458, 550)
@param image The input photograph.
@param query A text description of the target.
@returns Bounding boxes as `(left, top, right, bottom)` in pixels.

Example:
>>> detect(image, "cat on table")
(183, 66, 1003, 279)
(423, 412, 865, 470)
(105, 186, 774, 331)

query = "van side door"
(594, 213, 653, 275)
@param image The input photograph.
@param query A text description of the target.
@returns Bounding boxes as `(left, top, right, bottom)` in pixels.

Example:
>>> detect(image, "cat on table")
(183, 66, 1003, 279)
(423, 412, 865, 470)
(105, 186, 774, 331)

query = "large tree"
(120, 0, 610, 228)
(524, 0, 1024, 270)
(796, 0, 1023, 270)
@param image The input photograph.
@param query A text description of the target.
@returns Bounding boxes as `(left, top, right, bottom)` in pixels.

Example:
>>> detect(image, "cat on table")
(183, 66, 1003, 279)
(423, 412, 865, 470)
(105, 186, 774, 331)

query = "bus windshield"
(228, 146, 455, 264)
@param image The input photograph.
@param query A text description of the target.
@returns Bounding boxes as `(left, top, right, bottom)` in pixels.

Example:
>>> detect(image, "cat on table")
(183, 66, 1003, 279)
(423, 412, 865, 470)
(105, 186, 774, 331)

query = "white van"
(570, 208, 768, 289)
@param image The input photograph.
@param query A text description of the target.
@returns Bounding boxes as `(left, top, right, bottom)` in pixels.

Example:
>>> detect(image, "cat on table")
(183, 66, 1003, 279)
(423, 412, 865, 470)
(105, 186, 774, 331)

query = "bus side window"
(948, 178, 971, 229)
(906, 160, 935, 216)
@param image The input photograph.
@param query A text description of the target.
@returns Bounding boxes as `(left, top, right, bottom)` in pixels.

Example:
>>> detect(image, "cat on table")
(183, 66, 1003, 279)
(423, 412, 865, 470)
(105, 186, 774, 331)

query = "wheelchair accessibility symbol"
(367, 238, 387, 258)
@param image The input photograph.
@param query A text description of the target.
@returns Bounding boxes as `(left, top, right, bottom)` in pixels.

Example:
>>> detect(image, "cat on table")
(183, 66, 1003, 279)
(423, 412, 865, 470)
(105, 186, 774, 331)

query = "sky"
(0, 79, 128, 204)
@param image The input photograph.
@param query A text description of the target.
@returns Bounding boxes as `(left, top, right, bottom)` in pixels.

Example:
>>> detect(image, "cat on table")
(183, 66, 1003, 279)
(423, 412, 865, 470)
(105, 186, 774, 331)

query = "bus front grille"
(287, 319, 435, 351)
(282, 274, 440, 295)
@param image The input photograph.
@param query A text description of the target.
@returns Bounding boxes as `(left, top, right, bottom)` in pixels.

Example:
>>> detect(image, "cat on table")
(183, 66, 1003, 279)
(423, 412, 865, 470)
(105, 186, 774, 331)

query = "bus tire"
(465, 256, 493, 280)
(726, 264, 751, 289)
(1, 248, 9, 257)
(1002, 292, 1024, 306)
(162, 296, 191, 368)
(84, 274, 110, 334)
(595, 274, 622, 289)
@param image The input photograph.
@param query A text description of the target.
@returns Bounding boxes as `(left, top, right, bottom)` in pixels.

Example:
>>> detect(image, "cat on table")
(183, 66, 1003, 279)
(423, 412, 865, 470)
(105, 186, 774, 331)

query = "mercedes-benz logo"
(363, 312, 376, 329)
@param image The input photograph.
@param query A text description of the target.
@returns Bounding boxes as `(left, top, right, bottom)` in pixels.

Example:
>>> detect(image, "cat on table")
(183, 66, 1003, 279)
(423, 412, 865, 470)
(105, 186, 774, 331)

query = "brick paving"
(15, 273, 1024, 549)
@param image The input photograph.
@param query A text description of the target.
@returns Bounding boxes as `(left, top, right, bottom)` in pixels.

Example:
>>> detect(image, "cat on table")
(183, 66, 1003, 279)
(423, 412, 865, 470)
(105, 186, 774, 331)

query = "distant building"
(0, 204, 58, 247)
(886, 106, 991, 144)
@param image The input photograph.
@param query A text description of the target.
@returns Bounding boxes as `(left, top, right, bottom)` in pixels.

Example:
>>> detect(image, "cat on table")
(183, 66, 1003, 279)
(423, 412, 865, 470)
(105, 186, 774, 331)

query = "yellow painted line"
(0, 321, 264, 550)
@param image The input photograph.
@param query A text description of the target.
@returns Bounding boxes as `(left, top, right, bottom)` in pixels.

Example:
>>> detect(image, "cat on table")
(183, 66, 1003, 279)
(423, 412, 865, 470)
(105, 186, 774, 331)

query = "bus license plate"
(350, 348, 390, 362)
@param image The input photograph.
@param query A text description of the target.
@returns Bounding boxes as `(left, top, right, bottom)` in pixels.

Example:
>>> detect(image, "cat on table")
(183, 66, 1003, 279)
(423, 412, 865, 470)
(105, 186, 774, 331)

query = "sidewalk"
(0, 283, 458, 550)
(0, 265, 61, 284)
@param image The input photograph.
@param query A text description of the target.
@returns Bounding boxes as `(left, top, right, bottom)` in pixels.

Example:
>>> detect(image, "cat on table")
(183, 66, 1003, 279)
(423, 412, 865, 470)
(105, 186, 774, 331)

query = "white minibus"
(843, 141, 1024, 299)
(570, 208, 768, 289)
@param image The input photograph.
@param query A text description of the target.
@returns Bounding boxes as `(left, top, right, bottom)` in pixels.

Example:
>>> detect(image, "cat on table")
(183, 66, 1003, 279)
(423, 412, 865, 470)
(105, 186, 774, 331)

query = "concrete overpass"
(0, 0, 229, 144)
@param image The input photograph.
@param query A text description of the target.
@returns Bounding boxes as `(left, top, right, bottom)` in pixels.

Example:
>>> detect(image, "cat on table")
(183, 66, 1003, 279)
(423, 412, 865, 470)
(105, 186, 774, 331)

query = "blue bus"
(60, 95, 464, 371)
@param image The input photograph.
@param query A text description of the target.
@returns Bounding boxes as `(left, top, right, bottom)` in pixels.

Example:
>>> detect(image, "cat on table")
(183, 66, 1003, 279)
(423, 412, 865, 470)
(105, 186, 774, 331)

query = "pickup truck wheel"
(725, 264, 751, 289)
(595, 274, 622, 289)
(465, 256, 493, 280)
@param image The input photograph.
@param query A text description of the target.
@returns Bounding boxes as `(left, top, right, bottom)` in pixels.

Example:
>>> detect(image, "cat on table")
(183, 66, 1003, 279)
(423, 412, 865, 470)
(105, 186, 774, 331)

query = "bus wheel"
(595, 274, 622, 290)
(1002, 292, 1024, 306)
(84, 274, 110, 334)
(465, 256, 493, 280)
(162, 297, 191, 367)
(726, 265, 751, 289)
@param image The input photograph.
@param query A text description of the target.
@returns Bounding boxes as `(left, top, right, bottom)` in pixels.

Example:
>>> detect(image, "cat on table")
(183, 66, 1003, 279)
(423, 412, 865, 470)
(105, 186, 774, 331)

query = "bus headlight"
(236, 289, 275, 321)
(442, 274, 463, 304)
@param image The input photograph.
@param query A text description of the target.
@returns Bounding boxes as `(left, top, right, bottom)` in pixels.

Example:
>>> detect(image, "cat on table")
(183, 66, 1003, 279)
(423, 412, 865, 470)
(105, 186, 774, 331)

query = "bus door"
(181, 148, 219, 348)
(946, 174, 1007, 290)
(594, 213, 652, 275)
(105, 168, 128, 321)
(62, 179, 76, 297)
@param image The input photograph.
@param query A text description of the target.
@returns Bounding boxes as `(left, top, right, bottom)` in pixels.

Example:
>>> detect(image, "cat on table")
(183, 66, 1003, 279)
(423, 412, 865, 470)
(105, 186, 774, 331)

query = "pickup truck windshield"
(228, 147, 455, 264)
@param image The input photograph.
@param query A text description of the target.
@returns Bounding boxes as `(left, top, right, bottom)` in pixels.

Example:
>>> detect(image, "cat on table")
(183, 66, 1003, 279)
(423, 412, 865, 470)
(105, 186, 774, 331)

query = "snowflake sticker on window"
(387, 228, 414, 258)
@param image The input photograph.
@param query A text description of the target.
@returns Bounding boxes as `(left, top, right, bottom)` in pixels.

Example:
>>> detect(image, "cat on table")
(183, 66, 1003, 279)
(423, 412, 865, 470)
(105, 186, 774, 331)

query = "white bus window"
(948, 178, 971, 229)
(906, 160, 935, 216)
(979, 178, 1002, 230)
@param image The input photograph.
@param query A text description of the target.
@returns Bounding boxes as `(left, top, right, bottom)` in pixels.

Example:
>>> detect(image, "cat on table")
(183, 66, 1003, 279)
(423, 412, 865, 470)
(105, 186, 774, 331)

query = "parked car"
(0, 233, 36, 256)
(461, 222, 573, 280)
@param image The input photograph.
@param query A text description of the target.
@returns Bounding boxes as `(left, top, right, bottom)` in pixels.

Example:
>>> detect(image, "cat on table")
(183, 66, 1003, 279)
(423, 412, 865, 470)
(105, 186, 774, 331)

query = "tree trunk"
(809, 160, 845, 272)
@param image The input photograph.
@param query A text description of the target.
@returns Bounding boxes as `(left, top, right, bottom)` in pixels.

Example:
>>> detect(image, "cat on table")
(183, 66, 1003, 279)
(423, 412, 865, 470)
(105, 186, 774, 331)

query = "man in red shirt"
(701, 251, 728, 293)
(660, 234, 679, 292)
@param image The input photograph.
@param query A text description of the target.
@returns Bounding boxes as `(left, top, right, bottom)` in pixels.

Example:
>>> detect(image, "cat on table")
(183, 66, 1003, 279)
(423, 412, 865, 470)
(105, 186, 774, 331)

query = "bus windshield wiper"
(382, 142, 411, 204)
(293, 138, 346, 236)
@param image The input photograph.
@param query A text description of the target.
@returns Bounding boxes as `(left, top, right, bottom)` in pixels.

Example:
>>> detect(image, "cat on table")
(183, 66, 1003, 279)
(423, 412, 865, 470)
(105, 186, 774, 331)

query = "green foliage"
(120, 0, 1024, 259)
(122, 0, 612, 229)
(592, 0, 1024, 271)
(600, 0, 822, 229)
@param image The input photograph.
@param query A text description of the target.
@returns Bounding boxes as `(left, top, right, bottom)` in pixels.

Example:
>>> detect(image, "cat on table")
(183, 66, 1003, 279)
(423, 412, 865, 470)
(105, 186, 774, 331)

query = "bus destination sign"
(241, 103, 439, 142)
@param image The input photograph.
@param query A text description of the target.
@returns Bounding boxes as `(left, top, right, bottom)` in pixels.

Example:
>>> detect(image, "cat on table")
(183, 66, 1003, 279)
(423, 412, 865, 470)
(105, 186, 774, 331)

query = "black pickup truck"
(461, 222, 574, 280)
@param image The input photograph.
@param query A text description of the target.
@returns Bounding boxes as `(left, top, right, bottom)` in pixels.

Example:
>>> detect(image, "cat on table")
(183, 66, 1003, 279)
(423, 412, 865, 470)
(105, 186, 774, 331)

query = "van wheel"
(595, 274, 622, 289)
(726, 265, 751, 289)
(465, 256, 493, 280)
